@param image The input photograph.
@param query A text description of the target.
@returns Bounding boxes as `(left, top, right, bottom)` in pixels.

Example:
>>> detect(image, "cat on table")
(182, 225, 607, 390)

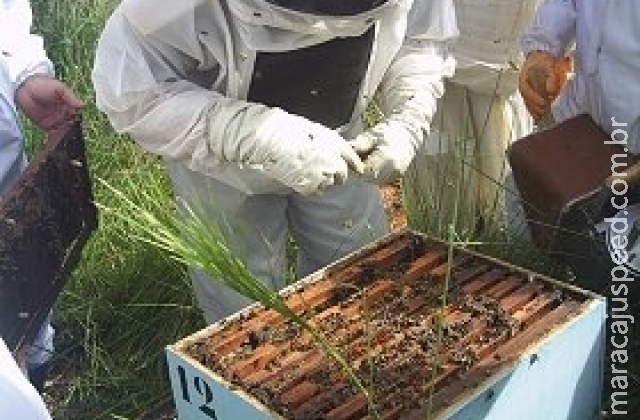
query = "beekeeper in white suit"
(521, 0, 640, 145)
(403, 0, 543, 240)
(1, 0, 80, 417)
(519, 0, 640, 295)
(93, 0, 458, 323)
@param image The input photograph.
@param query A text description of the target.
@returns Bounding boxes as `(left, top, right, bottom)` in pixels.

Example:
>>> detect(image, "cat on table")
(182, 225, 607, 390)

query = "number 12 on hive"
(177, 365, 218, 419)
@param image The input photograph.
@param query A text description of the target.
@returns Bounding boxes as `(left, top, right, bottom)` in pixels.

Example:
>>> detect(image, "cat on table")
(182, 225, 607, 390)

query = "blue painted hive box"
(166, 230, 606, 420)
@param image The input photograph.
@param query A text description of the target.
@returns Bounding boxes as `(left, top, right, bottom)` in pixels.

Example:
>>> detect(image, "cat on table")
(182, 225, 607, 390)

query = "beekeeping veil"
(262, 0, 391, 16)
(230, 0, 398, 128)
(122, 0, 397, 36)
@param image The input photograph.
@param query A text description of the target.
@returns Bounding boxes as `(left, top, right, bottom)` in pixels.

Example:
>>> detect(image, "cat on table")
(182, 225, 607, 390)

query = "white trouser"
(0, 338, 52, 420)
(403, 66, 533, 239)
(165, 161, 388, 323)
(25, 313, 54, 368)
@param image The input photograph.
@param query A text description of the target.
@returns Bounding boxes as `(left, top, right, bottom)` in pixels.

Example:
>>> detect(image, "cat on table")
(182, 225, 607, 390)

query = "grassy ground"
(25, 0, 638, 418)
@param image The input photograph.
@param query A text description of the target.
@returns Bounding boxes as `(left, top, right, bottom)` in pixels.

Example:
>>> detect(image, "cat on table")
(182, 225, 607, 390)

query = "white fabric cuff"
(4, 34, 54, 93)
(14, 61, 54, 91)
(521, 40, 550, 57)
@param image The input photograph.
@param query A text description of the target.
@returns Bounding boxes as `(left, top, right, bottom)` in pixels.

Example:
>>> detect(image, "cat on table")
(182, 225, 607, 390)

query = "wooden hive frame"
(0, 119, 97, 352)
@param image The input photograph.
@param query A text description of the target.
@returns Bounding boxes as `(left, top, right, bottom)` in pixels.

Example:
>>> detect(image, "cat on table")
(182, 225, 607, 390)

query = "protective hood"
(263, 0, 390, 16)
(228, 0, 405, 41)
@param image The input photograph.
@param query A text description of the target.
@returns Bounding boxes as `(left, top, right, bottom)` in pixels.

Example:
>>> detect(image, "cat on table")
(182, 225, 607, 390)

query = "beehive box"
(166, 230, 605, 420)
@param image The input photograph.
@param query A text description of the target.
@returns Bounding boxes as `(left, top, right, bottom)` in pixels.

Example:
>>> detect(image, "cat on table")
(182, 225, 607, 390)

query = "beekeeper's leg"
(465, 90, 508, 231)
(0, 338, 52, 420)
(404, 82, 479, 237)
(288, 179, 388, 277)
(165, 162, 289, 324)
(25, 314, 54, 393)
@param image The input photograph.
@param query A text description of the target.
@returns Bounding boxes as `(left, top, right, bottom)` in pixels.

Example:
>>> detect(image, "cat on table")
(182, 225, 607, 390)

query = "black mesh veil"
(264, 0, 389, 16)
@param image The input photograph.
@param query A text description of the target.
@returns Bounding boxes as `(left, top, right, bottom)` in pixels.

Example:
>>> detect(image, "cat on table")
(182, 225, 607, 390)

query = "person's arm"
(350, 0, 458, 183)
(519, 0, 576, 120)
(1, 0, 53, 90)
(521, 0, 576, 58)
(2, 0, 81, 134)
(92, 7, 363, 195)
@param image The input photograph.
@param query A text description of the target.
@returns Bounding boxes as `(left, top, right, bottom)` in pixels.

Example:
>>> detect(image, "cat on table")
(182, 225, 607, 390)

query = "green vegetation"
(23, 0, 637, 418)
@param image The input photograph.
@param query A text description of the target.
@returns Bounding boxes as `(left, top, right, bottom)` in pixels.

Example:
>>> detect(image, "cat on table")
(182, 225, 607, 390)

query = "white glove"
(208, 101, 364, 195)
(350, 39, 454, 184)
(350, 119, 421, 184)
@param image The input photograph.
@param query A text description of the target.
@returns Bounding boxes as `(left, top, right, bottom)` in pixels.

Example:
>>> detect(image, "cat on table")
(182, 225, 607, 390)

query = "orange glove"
(519, 51, 571, 121)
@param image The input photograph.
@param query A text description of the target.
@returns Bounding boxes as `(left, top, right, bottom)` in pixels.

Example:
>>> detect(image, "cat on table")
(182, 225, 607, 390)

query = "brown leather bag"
(507, 114, 639, 253)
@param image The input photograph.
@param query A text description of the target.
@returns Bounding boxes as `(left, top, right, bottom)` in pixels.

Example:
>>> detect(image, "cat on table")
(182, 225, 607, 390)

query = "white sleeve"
(92, 7, 228, 177)
(521, 0, 576, 57)
(0, 338, 52, 420)
(377, 0, 457, 135)
(0, 0, 53, 92)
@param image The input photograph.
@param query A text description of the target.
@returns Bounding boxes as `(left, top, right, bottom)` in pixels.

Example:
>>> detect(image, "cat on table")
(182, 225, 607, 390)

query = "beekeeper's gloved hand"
(519, 51, 571, 120)
(350, 118, 420, 184)
(208, 100, 364, 195)
(349, 39, 455, 184)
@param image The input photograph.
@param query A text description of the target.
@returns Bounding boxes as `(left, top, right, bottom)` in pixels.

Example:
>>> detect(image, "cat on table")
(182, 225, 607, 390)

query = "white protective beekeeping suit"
(403, 0, 538, 240)
(523, 0, 640, 152)
(93, 0, 457, 322)
(0, 338, 51, 420)
(0, 0, 55, 385)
